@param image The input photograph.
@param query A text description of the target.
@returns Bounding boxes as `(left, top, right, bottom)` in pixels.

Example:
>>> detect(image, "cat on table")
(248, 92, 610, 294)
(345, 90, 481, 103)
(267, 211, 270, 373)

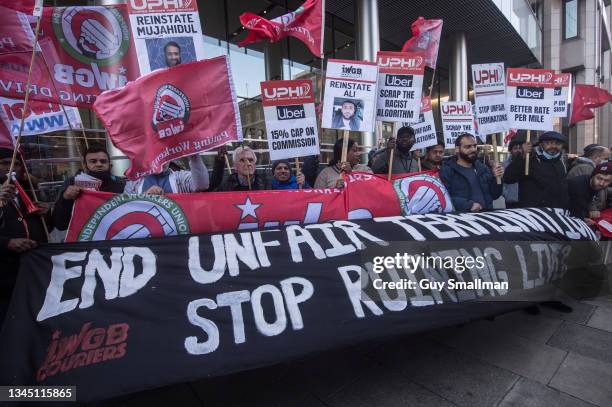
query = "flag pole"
(18, 152, 50, 240)
(525, 130, 531, 175)
(340, 130, 349, 170)
(5, 15, 42, 184)
(295, 157, 302, 189)
(492, 133, 501, 184)
(387, 122, 395, 181)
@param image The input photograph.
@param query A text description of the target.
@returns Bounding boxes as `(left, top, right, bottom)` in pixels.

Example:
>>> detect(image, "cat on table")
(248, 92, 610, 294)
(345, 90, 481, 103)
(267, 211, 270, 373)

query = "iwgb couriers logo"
(393, 173, 453, 215)
(78, 194, 190, 241)
(152, 84, 191, 139)
(52, 6, 130, 66)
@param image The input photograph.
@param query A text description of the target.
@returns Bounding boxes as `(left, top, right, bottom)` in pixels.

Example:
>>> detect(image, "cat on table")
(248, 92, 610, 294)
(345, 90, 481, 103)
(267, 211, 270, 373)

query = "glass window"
(563, 0, 579, 40)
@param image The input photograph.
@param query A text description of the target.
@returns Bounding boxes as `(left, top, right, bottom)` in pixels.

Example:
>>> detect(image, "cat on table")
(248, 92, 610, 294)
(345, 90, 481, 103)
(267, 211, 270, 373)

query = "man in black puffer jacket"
(503, 131, 569, 210)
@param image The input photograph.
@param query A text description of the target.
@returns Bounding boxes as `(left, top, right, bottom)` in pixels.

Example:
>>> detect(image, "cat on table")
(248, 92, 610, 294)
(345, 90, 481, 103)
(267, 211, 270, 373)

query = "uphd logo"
(378, 56, 424, 69)
(276, 105, 305, 120)
(473, 67, 502, 84)
(517, 86, 544, 99)
(442, 104, 470, 115)
(385, 74, 413, 87)
(341, 65, 362, 78)
(263, 83, 310, 100)
(129, 0, 191, 10)
(509, 72, 553, 84)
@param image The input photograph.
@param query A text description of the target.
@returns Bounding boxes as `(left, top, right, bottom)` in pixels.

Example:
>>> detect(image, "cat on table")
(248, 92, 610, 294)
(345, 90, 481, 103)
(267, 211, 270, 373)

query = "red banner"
(239, 0, 323, 57)
(0, 5, 35, 54)
(93, 56, 242, 180)
(401, 17, 443, 69)
(66, 171, 454, 242)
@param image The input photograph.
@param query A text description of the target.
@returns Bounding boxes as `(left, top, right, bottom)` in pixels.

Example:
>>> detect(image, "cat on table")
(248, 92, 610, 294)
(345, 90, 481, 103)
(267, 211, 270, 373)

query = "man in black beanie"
(51, 144, 125, 231)
(503, 131, 569, 209)
(568, 163, 612, 222)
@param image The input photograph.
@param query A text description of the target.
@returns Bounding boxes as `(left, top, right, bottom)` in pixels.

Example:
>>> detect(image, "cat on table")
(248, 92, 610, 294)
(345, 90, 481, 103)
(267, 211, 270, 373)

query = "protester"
(371, 126, 420, 174)
(52, 145, 125, 231)
(270, 159, 309, 190)
(568, 163, 612, 221)
(124, 155, 209, 194)
(314, 138, 371, 189)
(567, 144, 609, 178)
(301, 155, 320, 188)
(439, 133, 503, 212)
(331, 100, 361, 130)
(503, 131, 570, 210)
(164, 41, 181, 67)
(421, 140, 445, 171)
(0, 148, 48, 325)
(502, 139, 523, 209)
(216, 146, 267, 191)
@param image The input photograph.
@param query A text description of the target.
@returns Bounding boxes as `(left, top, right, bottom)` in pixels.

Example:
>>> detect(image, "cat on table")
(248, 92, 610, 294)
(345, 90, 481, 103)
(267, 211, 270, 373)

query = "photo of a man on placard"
(164, 41, 181, 67)
(145, 38, 197, 71)
(331, 98, 363, 131)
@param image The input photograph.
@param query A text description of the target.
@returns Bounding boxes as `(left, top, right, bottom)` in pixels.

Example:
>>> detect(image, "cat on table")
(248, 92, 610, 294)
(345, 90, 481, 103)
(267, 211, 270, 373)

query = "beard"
(459, 152, 477, 163)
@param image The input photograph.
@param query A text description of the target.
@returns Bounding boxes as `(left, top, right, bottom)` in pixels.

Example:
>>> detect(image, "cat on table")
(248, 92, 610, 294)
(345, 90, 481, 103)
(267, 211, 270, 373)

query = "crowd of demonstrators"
(0, 148, 49, 325)
(52, 145, 125, 231)
(124, 154, 209, 194)
(503, 131, 570, 210)
(439, 133, 504, 212)
(314, 138, 372, 189)
(371, 126, 420, 174)
(421, 140, 444, 171)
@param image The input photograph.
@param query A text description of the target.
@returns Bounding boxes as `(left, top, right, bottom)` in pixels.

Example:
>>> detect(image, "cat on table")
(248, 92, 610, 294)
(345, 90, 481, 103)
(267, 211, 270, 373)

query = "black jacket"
(52, 173, 125, 231)
(568, 175, 597, 219)
(439, 157, 502, 211)
(0, 198, 48, 300)
(503, 149, 569, 210)
(215, 173, 268, 192)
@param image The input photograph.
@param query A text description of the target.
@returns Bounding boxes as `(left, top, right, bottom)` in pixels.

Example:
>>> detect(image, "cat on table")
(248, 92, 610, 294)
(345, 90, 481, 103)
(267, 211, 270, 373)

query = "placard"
(552, 73, 571, 117)
(471, 63, 508, 135)
(127, 0, 206, 74)
(322, 59, 378, 132)
(506, 68, 555, 131)
(0, 96, 82, 137)
(441, 101, 475, 148)
(376, 51, 425, 123)
(403, 97, 438, 151)
(261, 79, 320, 160)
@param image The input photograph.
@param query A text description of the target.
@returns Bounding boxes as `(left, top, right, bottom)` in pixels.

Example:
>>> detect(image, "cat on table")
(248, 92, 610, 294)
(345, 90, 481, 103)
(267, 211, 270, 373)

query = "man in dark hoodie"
(52, 144, 125, 231)
(371, 126, 421, 175)
(503, 131, 569, 210)
(439, 133, 504, 212)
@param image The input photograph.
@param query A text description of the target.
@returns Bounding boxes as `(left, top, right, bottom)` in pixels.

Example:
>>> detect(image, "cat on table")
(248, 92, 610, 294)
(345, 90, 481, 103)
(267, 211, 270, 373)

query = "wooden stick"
(246, 171, 251, 190)
(428, 68, 437, 98)
(224, 154, 232, 175)
(387, 148, 394, 181)
(6, 15, 42, 184)
(340, 130, 349, 166)
(417, 156, 422, 172)
(492, 133, 501, 184)
(525, 130, 531, 176)
(295, 157, 302, 189)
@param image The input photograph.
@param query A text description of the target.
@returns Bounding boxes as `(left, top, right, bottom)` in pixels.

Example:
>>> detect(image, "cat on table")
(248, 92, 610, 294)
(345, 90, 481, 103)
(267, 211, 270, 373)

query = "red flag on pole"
(569, 84, 612, 126)
(93, 56, 243, 180)
(238, 0, 324, 57)
(401, 17, 443, 69)
(0, 5, 37, 54)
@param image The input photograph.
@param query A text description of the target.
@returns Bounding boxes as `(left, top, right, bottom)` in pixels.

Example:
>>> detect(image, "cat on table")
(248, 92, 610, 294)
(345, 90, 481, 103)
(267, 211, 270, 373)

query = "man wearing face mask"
(503, 131, 569, 209)
(52, 145, 125, 231)
(439, 133, 504, 212)
(371, 126, 421, 174)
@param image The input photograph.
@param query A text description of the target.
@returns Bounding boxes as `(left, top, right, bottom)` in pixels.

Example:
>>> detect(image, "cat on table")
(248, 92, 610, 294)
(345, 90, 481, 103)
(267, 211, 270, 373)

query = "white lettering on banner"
(54, 64, 127, 90)
(37, 247, 157, 322)
(184, 277, 314, 354)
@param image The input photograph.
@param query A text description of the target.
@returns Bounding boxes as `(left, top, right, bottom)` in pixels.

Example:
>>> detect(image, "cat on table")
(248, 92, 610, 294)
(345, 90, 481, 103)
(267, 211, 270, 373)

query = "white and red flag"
(93, 56, 243, 180)
(401, 17, 443, 69)
(239, 0, 324, 57)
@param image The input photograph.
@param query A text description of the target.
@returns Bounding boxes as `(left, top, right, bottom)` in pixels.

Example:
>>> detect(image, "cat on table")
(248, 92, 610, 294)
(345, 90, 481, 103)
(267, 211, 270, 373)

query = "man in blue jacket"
(440, 133, 504, 212)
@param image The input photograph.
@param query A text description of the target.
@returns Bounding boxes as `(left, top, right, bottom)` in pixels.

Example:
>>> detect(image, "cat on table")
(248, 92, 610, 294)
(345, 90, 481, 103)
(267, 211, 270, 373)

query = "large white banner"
(552, 73, 571, 118)
(506, 68, 555, 131)
(376, 51, 425, 123)
(471, 63, 508, 135)
(127, 0, 206, 75)
(441, 101, 475, 148)
(261, 79, 320, 161)
(403, 97, 438, 151)
(0, 97, 82, 137)
(322, 59, 378, 132)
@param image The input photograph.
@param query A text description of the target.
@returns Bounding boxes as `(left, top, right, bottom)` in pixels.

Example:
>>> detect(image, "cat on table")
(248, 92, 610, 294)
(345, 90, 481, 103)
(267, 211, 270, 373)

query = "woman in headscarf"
(270, 159, 309, 190)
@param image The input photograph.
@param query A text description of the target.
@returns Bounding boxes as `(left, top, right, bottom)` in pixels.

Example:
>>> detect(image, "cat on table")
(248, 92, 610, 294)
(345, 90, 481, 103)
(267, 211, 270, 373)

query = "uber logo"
(277, 105, 305, 120)
(516, 86, 544, 99)
(385, 74, 413, 87)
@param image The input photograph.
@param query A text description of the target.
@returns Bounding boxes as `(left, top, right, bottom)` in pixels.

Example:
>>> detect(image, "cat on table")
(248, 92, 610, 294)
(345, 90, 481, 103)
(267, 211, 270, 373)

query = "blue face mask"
(542, 149, 561, 160)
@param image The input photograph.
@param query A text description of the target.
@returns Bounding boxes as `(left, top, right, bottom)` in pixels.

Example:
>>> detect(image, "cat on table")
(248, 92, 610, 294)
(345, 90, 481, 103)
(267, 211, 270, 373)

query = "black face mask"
(87, 169, 112, 183)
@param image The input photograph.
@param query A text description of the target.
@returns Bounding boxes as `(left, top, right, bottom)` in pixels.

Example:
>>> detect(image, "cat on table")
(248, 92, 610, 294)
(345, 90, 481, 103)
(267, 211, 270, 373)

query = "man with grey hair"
(216, 146, 267, 191)
(567, 144, 609, 178)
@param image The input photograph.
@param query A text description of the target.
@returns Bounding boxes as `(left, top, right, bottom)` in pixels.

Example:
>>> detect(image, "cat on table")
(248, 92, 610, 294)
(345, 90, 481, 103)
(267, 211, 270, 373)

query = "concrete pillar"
(449, 32, 468, 101)
(264, 42, 285, 81)
(355, 0, 380, 158)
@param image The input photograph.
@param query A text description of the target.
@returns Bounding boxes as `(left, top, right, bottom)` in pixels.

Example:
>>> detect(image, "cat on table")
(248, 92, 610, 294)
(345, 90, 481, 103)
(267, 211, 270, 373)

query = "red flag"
(93, 56, 243, 180)
(0, 5, 36, 54)
(401, 17, 443, 69)
(570, 84, 612, 126)
(594, 208, 612, 238)
(0, 0, 35, 14)
(239, 0, 324, 57)
(503, 128, 518, 144)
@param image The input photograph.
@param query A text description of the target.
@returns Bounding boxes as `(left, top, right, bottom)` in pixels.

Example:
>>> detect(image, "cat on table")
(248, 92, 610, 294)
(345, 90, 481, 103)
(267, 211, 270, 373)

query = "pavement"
(91, 294, 612, 407)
